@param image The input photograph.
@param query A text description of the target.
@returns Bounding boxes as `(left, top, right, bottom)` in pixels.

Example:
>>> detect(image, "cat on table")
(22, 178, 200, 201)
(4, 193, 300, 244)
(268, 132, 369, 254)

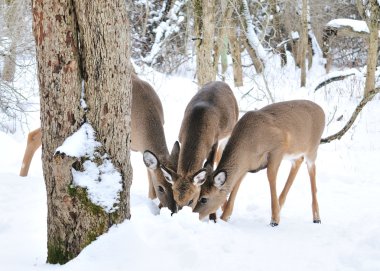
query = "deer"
(192, 100, 325, 226)
(143, 81, 239, 216)
(19, 74, 179, 213)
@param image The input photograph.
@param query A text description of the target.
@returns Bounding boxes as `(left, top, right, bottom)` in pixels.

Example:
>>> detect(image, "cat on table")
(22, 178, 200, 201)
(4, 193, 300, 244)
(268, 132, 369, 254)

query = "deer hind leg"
(307, 161, 321, 223)
(220, 174, 245, 221)
(20, 128, 42, 177)
(279, 157, 304, 209)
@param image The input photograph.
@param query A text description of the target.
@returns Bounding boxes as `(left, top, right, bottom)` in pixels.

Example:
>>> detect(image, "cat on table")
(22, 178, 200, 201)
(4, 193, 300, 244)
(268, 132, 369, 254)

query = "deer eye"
(200, 197, 208, 204)
(188, 199, 194, 206)
(158, 185, 165, 193)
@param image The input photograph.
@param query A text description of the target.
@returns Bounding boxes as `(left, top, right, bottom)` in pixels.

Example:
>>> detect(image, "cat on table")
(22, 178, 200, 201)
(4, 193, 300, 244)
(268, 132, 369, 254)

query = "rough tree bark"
(32, 0, 132, 264)
(193, 0, 217, 86)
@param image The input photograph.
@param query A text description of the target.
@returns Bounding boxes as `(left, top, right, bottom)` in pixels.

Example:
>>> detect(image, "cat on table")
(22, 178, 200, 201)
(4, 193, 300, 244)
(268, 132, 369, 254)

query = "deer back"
(162, 81, 238, 209)
(194, 100, 325, 219)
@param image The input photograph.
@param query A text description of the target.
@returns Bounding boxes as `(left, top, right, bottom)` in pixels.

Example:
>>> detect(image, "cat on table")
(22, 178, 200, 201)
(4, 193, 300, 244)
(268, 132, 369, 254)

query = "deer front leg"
(267, 153, 282, 226)
(307, 162, 321, 223)
(220, 174, 245, 221)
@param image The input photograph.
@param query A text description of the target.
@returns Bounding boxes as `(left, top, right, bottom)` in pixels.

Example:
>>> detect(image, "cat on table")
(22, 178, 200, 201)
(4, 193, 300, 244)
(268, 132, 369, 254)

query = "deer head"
(143, 141, 180, 213)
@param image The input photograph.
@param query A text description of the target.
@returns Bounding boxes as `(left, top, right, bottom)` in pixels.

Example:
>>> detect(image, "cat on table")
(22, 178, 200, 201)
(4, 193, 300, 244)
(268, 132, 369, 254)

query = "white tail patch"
(214, 171, 226, 189)
(193, 169, 207, 186)
(143, 151, 158, 170)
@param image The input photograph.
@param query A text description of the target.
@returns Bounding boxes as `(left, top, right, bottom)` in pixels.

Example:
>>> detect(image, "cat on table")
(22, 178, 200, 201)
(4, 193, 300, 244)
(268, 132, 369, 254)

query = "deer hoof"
(313, 219, 321, 224)
(270, 221, 279, 227)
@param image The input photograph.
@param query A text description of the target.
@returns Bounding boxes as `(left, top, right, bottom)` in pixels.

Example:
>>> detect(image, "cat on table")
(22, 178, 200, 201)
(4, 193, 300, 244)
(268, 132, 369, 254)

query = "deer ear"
(193, 169, 207, 187)
(160, 165, 174, 185)
(169, 141, 180, 170)
(214, 171, 226, 189)
(143, 150, 159, 169)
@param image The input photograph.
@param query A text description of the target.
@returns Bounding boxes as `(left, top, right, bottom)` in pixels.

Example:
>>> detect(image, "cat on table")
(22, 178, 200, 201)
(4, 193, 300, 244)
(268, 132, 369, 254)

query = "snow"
(1, 47, 380, 271)
(327, 18, 370, 33)
(55, 123, 100, 158)
(242, 0, 268, 62)
(56, 123, 123, 213)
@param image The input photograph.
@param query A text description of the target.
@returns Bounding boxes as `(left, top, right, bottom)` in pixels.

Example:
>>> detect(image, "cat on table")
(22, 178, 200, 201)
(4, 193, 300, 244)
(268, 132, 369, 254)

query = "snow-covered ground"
(1, 57, 380, 271)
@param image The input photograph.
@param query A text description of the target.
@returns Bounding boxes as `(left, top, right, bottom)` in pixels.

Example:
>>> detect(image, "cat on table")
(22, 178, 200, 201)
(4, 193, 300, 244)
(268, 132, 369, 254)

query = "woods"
(1, 0, 380, 266)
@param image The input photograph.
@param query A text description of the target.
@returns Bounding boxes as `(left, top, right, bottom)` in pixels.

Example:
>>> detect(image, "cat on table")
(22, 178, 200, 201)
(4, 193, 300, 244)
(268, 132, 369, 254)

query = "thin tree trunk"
(32, 0, 132, 264)
(299, 0, 308, 87)
(269, 0, 286, 66)
(1, 0, 25, 82)
(241, 0, 266, 72)
(194, 0, 216, 86)
(229, 23, 243, 86)
(213, 0, 232, 80)
(243, 38, 263, 74)
(364, 0, 380, 96)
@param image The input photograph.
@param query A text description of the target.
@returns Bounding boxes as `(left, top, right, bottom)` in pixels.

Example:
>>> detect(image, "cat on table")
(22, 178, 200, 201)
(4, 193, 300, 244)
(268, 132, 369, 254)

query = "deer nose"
(170, 204, 179, 216)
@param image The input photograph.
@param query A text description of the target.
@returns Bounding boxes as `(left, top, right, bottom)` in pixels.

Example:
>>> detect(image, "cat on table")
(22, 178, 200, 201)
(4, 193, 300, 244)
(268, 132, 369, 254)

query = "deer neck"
(178, 136, 213, 176)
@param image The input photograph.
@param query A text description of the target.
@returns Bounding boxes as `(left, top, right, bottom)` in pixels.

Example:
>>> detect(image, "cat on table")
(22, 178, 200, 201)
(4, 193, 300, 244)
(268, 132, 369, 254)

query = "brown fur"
(165, 81, 239, 210)
(194, 100, 325, 225)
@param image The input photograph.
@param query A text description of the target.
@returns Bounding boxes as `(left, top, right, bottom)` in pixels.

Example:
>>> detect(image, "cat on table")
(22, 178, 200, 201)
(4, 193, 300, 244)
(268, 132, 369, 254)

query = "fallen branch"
(314, 73, 357, 91)
(320, 87, 380, 144)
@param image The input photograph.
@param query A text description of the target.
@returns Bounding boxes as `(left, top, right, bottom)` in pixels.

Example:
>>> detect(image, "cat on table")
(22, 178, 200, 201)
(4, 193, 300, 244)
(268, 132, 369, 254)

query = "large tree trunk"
(32, 0, 132, 264)
(193, 0, 216, 86)
(364, 0, 380, 96)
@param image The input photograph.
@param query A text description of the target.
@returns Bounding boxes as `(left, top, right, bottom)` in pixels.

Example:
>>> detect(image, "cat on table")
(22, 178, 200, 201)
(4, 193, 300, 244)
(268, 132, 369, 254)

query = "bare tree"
(193, 0, 217, 86)
(357, 0, 380, 96)
(32, 0, 132, 264)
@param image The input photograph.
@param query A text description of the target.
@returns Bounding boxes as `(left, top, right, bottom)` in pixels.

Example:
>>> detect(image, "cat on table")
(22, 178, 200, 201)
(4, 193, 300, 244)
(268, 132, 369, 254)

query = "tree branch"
(320, 87, 380, 144)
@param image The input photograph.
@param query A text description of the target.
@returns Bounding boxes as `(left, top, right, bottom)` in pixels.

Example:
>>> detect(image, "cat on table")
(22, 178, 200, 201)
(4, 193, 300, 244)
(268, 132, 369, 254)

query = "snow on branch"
(241, 0, 268, 63)
(327, 19, 370, 33)
(143, 0, 188, 65)
(55, 123, 123, 213)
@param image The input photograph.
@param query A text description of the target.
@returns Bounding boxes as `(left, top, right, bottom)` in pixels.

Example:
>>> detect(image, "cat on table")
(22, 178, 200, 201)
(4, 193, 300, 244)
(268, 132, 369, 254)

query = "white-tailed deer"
(20, 74, 179, 213)
(148, 81, 238, 213)
(193, 100, 325, 226)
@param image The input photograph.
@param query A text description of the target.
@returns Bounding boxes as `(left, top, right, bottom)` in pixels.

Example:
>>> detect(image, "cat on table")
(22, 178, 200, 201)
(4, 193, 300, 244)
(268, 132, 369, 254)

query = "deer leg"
(267, 153, 282, 226)
(20, 128, 42, 177)
(220, 174, 245, 221)
(307, 162, 321, 223)
(279, 157, 304, 209)
(147, 169, 157, 199)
